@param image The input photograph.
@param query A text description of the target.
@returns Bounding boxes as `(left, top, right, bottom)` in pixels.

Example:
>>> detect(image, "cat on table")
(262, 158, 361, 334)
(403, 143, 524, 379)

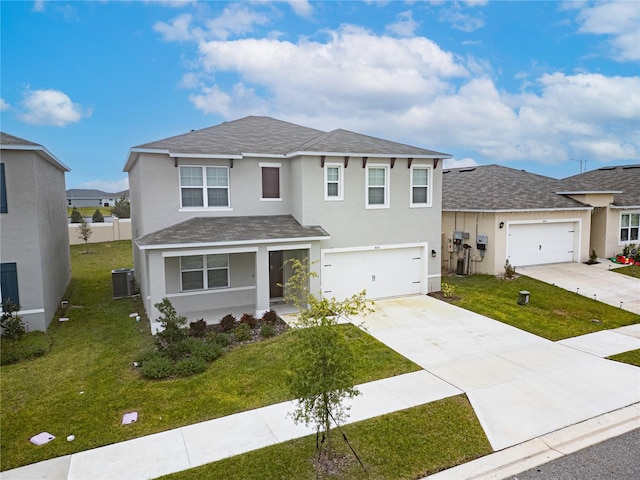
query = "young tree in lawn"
(77, 218, 92, 250)
(92, 209, 104, 223)
(284, 258, 373, 460)
(110, 195, 130, 218)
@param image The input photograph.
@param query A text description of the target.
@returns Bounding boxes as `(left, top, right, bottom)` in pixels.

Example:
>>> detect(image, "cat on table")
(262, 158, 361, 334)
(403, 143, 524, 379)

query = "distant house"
(560, 165, 639, 259)
(1, 132, 71, 331)
(66, 189, 129, 208)
(441, 164, 639, 276)
(124, 116, 449, 326)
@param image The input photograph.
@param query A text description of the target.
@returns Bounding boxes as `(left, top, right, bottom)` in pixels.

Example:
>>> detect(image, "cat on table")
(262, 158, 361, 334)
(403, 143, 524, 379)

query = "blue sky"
(1, 0, 638, 191)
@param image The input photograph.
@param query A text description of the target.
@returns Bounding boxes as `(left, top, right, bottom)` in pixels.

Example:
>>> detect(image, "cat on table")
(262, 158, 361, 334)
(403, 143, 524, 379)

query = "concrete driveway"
(352, 295, 640, 451)
(518, 261, 640, 315)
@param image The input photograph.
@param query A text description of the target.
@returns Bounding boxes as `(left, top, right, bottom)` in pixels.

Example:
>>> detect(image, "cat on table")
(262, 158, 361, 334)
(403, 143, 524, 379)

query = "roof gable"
(1, 131, 70, 172)
(560, 165, 640, 207)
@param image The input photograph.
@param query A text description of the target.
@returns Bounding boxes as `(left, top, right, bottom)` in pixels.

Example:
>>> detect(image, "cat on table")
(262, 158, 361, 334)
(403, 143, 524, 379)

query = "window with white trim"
(324, 163, 343, 200)
(180, 254, 229, 291)
(410, 166, 431, 207)
(179, 166, 229, 208)
(366, 165, 389, 208)
(620, 213, 639, 242)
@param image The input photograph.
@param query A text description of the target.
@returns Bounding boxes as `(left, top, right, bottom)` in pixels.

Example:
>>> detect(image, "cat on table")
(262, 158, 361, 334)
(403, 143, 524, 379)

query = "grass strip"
(607, 349, 640, 367)
(158, 395, 491, 480)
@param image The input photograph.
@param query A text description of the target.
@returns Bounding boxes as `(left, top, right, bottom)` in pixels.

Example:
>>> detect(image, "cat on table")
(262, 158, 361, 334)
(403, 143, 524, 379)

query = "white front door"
(508, 222, 577, 267)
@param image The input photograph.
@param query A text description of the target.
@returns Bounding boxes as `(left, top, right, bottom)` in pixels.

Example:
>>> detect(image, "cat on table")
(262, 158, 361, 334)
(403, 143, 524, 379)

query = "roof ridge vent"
(598, 166, 616, 170)
(459, 167, 476, 172)
(622, 165, 639, 170)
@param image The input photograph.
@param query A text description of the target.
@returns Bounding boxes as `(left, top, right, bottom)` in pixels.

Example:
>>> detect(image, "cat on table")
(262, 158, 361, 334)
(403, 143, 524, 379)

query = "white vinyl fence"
(69, 218, 132, 245)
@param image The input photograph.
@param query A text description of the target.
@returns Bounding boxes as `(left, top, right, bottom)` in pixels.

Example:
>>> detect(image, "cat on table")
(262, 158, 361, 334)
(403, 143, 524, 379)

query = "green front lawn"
(612, 264, 640, 278)
(67, 206, 112, 217)
(159, 395, 491, 480)
(608, 349, 640, 367)
(444, 274, 639, 341)
(0, 241, 420, 472)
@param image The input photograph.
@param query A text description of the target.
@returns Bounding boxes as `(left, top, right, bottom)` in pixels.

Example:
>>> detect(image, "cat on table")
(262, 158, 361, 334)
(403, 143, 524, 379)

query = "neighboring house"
(66, 189, 129, 208)
(560, 165, 639, 259)
(441, 164, 640, 276)
(0, 132, 71, 331)
(124, 116, 449, 324)
(441, 165, 592, 275)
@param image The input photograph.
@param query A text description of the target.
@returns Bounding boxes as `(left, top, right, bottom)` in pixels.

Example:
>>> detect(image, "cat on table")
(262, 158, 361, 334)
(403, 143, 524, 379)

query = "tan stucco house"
(124, 116, 450, 327)
(0, 132, 71, 331)
(441, 164, 639, 276)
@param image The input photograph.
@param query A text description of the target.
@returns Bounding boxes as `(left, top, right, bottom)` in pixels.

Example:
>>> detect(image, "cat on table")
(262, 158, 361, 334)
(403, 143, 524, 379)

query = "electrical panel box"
(453, 230, 464, 245)
(463, 231, 470, 240)
(476, 234, 488, 251)
(442, 233, 453, 252)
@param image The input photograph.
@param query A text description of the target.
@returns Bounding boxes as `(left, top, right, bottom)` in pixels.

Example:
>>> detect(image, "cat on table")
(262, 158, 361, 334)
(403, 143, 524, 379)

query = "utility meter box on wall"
(476, 234, 488, 250)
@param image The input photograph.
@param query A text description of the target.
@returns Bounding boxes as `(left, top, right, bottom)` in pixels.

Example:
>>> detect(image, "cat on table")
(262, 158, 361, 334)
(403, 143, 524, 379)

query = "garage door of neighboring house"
(507, 222, 577, 267)
(321, 245, 424, 301)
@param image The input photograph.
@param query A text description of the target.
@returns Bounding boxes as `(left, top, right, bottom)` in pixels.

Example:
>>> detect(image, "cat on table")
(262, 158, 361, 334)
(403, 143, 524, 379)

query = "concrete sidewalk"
(518, 261, 640, 314)
(1, 370, 461, 480)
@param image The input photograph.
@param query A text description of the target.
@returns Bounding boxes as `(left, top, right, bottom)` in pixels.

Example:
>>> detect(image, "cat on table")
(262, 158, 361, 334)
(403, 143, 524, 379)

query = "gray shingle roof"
(442, 164, 588, 211)
(1, 132, 40, 147)
(137, 215, 330, 248)
(66, 189, 113, 198)
(133, 116, 447, 158)
(561, 165, 640, 207)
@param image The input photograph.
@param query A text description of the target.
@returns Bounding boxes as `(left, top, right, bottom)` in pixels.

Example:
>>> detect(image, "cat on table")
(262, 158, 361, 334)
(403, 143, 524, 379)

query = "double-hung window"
(180, 166, 229, 208)
(366, 165, 389, 208)
(180, 254, 229, 291)
(620, 213, 639, 242)
(324, 163, 343, 201)
(410, 166, 431, 207)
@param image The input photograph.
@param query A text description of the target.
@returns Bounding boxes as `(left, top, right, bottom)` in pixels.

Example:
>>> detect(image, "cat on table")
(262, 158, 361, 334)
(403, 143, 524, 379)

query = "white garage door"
(321, 246, 424, 301)
(508, 222, 576, 267)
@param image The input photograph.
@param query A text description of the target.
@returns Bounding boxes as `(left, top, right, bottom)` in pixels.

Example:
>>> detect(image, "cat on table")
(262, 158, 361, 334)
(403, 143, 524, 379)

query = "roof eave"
(136, 235, 331, 251)
(442, 207, 594, 213)
(289, 151, 451, 159)
(1, 144, 70, 172)
(556, 190, 623, 195)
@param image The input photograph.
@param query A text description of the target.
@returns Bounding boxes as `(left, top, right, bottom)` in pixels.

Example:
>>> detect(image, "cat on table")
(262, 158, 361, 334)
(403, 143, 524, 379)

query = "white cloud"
(154, 13, 198, 42)
(32, 1, 45, 12)
(444, 157, 479, 169)
(287, 1, 314, 18)
(78, 178, 129, 193)
(18, 88, 92, 127)
(386, 10, 420, 37)
(576, 1, 640, 61)
(437, 4, 485, 32)
(0, 98, 10, 111)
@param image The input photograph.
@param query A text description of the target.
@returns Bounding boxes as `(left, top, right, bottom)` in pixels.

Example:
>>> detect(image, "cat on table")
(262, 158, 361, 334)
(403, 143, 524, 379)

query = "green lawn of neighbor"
(612, 264, 640, 278)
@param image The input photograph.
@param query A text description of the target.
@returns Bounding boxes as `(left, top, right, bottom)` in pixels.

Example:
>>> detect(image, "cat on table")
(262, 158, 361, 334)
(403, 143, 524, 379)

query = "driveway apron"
(518, 262, 640, 315)
(353, 295, 640, 451)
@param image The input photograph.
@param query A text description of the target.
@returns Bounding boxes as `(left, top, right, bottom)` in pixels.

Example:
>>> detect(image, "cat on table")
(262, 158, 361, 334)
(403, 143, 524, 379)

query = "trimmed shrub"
(1, 301, 25, 340)
(134, 349, 159, 365)
(219, 314, 236, 332)
(189, 319, 207, 338)
(175, 357, 207, 377)
(207, 332, 232, 348)
(92, 209, 104, 223)
(191, 341, 223, 362)
(261, 309, 278, 324)
(441, 283, 456, 298)
(0, 332, 51, 365)
(240, 313, 258, 328)
(70, 207, 83, 223)
(140, 355, 174, 379)
(234, 323, 252, 342)
(260, 323, 276, 338)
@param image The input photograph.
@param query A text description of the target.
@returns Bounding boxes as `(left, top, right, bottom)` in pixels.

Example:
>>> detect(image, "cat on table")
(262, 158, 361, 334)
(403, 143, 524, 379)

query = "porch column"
(147, 251, 167, 324)
(255, 246, 270, 317)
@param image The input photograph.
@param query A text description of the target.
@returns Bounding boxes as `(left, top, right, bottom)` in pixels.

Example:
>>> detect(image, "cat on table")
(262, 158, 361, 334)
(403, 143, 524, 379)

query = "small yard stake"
(593, 294, 597, 300)
(620, 302, 623, 309)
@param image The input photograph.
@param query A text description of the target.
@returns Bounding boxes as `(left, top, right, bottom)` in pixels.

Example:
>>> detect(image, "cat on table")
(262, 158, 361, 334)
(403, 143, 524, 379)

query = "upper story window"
(410, 166, 432, 207)
(179, 166, 229, 209)
(260, 163, 281, 200)
(324, 163, 343, 201)
(620, 213, 639, 242)
(0, 163, 7, 214)
(366, 165, 389, 208)
(180, 254, 229, 291)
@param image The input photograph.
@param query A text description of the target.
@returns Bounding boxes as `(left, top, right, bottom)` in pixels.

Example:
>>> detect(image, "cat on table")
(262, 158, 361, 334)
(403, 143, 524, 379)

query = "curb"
(422, 402, 640, 480)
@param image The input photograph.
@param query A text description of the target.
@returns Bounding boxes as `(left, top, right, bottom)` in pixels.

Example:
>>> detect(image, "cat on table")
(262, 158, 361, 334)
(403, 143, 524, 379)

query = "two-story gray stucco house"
(0, 132, 71, 331)
(124, 116, 449, 326)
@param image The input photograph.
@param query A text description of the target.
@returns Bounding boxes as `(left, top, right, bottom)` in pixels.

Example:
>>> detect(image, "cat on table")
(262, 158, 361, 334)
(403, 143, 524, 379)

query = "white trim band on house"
(137, 236, 330, 251)
(443, 207, 593, 213)
(166, 285, 255, 299)
(555, 190, 623, 195)
(1, 144, 70, 171)
(289, 151, 450, 159)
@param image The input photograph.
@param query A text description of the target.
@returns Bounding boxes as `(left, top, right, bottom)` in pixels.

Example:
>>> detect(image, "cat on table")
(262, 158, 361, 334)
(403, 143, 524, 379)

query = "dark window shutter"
(0, 263, 19, 305)
(0, 163, 7, 213)
(262, 167, 280, 199)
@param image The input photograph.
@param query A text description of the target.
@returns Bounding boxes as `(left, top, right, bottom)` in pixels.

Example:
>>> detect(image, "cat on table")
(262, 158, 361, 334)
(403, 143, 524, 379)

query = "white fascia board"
(556, 190, 623, 195)
(610, 205, 640, 210)
(1, 144, 70, 171)
(287, 151, 451, 159)
(169, 152, 243, 159)
(241, 153, 287, 159)
(442, 207, 593, 213)
(138, 235, 330, 251)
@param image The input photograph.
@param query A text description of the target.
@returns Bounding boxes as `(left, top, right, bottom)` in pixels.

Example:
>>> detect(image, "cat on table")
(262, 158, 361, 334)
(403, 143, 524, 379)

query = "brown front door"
(269, 251, 284, 299)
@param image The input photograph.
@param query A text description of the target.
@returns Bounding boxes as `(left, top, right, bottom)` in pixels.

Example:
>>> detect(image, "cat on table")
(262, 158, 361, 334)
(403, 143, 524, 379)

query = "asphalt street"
(509, 428, 640, 480)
